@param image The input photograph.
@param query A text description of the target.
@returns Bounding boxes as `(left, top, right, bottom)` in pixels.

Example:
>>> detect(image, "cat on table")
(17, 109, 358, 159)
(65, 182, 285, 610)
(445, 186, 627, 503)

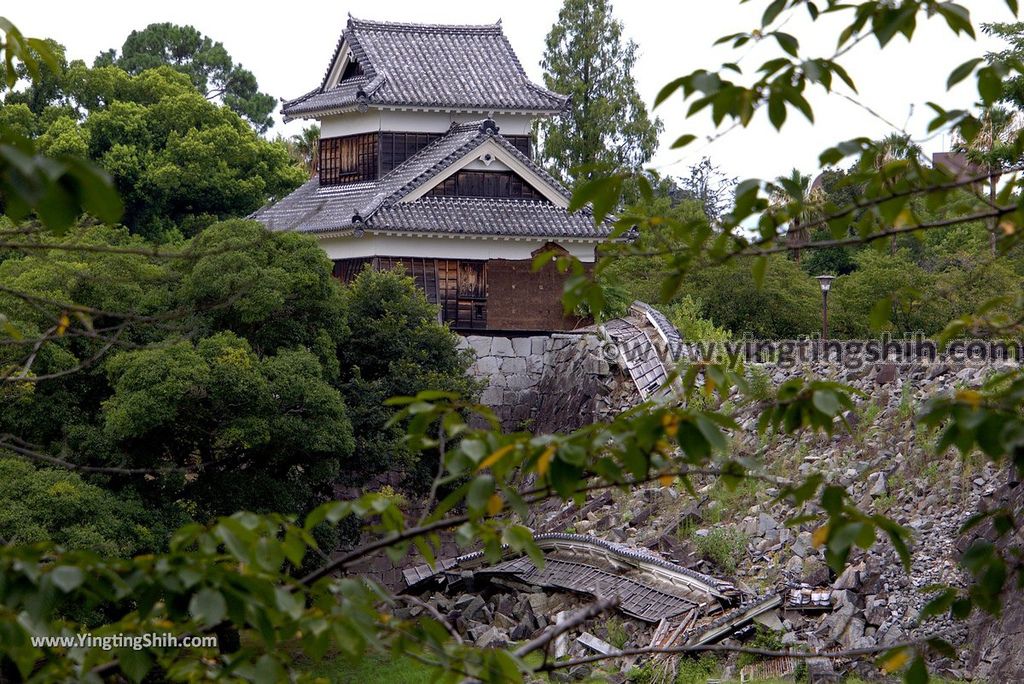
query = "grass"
(604, 617, 629, 649)
(302, 653, 437, 684)
(691, 525, 749, 574)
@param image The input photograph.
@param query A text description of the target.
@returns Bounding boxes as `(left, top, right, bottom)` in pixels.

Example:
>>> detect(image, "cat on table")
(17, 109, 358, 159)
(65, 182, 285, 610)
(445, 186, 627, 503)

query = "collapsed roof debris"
(403, 532, 832, 648)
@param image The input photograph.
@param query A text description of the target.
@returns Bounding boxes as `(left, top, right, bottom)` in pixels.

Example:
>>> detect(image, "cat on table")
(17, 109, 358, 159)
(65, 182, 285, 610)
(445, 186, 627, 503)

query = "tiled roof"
(371, 197, 607, 238)
(282, 17, 568, 118)
(251, 120, 609, 240)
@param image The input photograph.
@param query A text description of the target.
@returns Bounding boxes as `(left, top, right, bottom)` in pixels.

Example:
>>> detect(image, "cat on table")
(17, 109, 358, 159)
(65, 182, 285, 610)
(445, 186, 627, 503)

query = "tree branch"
(533, 636, 939, 673)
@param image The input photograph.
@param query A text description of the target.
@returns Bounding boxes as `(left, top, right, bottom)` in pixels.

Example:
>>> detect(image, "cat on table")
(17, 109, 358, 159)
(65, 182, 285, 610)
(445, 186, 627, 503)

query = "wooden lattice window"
(427, 170, 544, 200)
(379, 132, 443, 175)
(319, 133, 379, 185)
(332, 258, 371, 283)
(503, 135, 532, 158)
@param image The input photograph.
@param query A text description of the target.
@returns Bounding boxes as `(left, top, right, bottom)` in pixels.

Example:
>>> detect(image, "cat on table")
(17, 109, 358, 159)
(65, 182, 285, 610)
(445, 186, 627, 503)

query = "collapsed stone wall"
(415, 353, 1023, 679)
(461, 329, 640, 433)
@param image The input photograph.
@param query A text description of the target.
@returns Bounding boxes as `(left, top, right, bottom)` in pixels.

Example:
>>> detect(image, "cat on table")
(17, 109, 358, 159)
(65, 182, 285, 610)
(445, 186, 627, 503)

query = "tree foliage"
(538, 0, 662, 186)
(95, 23, 276, 132)
(8, 4, 1024, 683)
(3, 43, 304, 239)
(0, 456, 169, 556)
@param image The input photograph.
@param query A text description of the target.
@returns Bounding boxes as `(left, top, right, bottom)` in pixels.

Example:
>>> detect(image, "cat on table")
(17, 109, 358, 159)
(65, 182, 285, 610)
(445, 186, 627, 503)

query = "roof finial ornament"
(480, 118, 499, 134)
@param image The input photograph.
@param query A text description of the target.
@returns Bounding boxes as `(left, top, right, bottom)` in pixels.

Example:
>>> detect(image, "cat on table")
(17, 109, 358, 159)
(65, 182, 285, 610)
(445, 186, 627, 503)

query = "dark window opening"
(427, 170, 544, 200)
(317, 132, 535, 187)
(340, 59, 364, 81)
(504, 135, 531, 158)
(379, 132, 443, 175)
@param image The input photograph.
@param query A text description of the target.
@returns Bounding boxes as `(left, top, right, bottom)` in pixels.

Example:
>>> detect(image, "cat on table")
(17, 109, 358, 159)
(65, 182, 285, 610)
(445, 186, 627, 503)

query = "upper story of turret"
(281, 17, 568, 185)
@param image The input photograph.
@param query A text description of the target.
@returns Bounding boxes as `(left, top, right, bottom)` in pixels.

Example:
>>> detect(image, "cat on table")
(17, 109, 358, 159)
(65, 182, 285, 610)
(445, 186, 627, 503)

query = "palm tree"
(953, 106, 1020, 255)
(771, 169, 826, 263)
(290, 124, 321, 177)
(875, 132, 924, 167)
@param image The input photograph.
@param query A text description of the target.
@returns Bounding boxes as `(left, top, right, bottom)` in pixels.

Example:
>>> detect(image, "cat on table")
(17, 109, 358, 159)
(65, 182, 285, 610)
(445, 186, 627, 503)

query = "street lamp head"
(816, 274, 835, 293)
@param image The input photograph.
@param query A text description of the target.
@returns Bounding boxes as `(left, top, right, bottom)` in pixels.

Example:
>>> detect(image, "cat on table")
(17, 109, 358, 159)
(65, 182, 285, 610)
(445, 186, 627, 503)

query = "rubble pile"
(405, 358, 1020, 680)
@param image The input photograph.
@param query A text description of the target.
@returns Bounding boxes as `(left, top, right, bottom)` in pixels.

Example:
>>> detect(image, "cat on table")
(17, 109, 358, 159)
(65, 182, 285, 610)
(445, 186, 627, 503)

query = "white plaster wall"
(319, 110, 534, 137)
(318, 233, 599, 262)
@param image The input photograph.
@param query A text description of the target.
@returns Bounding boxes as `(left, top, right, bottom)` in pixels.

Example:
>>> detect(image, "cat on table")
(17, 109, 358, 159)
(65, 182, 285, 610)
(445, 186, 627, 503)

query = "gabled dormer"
(282, 17, 568, 187)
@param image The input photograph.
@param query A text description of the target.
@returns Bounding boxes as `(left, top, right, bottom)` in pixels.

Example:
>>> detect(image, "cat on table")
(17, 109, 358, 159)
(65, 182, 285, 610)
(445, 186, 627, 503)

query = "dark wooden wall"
(427, 170, 543, 200)
(485, 259, 589, 332)
(332, 255, 588, 332)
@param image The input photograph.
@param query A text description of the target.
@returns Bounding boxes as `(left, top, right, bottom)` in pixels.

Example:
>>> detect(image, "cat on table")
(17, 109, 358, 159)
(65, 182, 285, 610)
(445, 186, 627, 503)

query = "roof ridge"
(348, 16, 503, 34)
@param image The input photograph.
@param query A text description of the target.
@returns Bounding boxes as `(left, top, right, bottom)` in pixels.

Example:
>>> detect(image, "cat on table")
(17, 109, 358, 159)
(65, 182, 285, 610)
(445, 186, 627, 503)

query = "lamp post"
(816, 275, 835, 341)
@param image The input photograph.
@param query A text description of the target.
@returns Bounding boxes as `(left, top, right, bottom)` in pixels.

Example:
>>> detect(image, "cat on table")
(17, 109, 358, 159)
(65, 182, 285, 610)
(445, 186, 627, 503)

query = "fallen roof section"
(403, 532, 742, 624)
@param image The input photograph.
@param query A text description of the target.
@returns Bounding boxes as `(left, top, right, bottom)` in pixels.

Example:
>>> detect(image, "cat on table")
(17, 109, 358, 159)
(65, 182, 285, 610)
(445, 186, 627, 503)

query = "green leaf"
(762, 0, 787, 26)
(905, 654, 928, 684)
(978, 67, 1003, 105)
(569, 175, 624, 222)
(869, 296, 893, 330)
(670, 134, 697, 149)
(751, 256, 768, 288)
(947, 58, 983, 89)
(49, 566, 84, 593)
(189, 587, 227, 627)
(118, 649, 153, 683)
(812, 390, 841, 417)
(654, 77, 687, 107)
(774, 32, 799, 57)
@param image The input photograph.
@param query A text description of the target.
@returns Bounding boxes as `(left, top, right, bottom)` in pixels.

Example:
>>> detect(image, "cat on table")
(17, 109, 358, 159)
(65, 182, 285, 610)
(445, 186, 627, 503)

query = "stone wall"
(461, 330, 641, 432)
(462, 334, 552, 430)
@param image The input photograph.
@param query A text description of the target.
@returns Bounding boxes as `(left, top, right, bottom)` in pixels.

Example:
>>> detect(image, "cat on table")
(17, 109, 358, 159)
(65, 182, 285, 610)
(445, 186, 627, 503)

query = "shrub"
(736, 625, 785, 668)
(692, 526, 748, 574)
(674, 654, 719, 684)
(0, 456, 169, 556)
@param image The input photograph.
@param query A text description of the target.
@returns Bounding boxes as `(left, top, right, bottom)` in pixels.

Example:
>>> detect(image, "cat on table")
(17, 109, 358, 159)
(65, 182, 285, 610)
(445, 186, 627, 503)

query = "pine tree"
(538, 0, 662, 187)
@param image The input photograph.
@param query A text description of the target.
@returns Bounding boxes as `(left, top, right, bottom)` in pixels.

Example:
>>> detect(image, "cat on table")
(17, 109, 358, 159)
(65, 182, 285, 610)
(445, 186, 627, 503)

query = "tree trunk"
(989, 164, 998, 257)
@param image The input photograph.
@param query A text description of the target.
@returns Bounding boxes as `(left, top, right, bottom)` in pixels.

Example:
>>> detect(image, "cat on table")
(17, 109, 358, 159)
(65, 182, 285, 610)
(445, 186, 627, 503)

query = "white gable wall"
(320, 110, 535, 138)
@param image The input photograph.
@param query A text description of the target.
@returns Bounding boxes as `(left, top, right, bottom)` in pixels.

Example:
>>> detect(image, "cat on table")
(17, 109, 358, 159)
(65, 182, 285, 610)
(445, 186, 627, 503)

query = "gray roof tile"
(370, 197, 608, 238)
(251, 121, 609, 240)
(283, 17, 568, 118)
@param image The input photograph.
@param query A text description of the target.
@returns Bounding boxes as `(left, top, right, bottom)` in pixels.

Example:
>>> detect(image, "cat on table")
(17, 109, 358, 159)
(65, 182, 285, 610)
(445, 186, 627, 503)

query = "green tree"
(0, 37, 67, 114)
(830, 249, 948, 337)
(96, 23, 276, 132)
(337, 267, 478, 489)
(538, 0, 662, 186)
(0, 456, 170, 556)
(686, 256, 822, 338)
(62, 64, 303, 238)
(102, 332, 352, 520)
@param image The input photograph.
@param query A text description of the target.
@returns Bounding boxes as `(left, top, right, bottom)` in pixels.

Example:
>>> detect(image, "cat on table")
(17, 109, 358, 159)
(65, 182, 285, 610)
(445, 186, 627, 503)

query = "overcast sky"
(9, 1, 1020, 183)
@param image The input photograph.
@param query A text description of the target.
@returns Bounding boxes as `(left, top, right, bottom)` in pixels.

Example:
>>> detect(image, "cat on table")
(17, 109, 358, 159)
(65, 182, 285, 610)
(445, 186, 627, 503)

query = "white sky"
(8, 0, 1019, 183)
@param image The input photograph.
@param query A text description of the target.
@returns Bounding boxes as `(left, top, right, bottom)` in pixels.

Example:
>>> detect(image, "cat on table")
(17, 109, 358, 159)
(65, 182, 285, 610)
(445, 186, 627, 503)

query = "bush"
(692, 526, 748, 574)
(674, 654, 719, 684)
(682, 256, 822, 338)
(337, 267, 479, 491)
(664, 295, 729, 342)
(736, 625, 785, 668)
(0, 456, 169, 556)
